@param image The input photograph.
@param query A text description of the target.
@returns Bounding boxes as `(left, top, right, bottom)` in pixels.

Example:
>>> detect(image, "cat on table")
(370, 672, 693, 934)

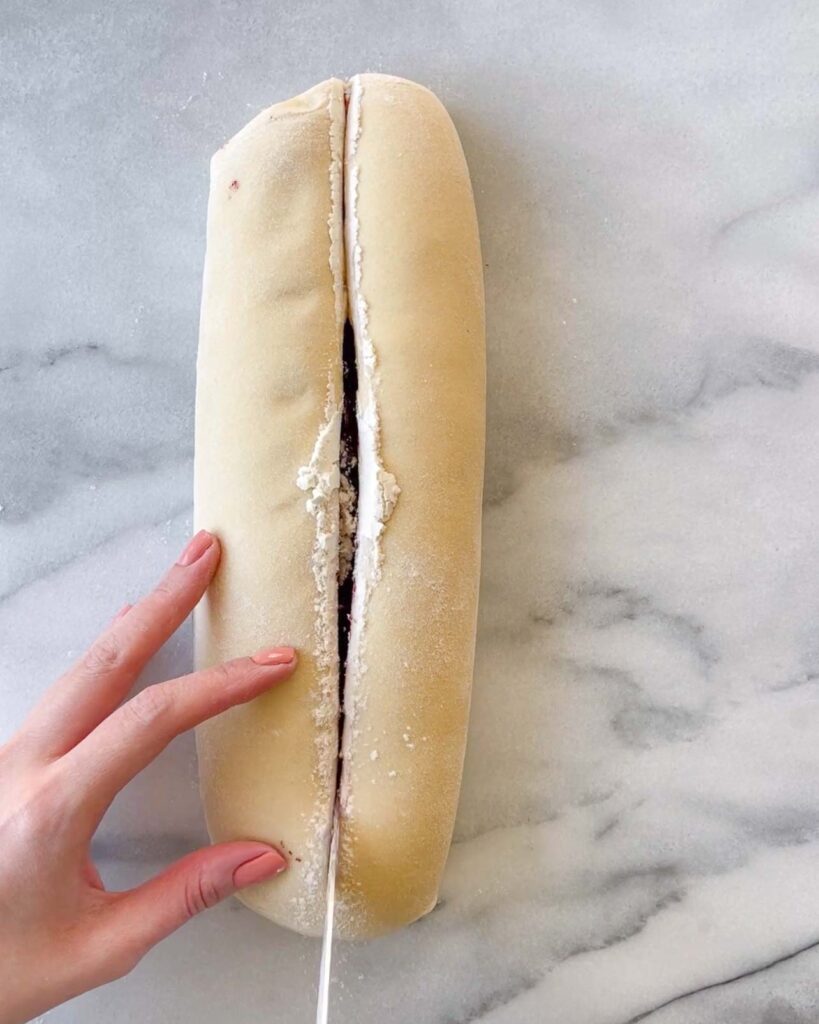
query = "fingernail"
(113, 603, 132, 623)
(251, 646, 296, 667)
(233, 849, 288, 888)
(177, 530, 215, 567)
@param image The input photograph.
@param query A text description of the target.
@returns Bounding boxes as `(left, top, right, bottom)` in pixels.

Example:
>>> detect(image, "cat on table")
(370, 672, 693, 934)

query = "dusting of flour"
(289, 86, 346, 929)
(338, 78, 401, 921)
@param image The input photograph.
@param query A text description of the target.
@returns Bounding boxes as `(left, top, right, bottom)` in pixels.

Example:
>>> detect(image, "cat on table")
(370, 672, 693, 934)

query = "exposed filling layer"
(296, 78, 400, 917)
(292, 84, 347, 926)
(338, 75, 401, 822)
(337, 320, 359, 752)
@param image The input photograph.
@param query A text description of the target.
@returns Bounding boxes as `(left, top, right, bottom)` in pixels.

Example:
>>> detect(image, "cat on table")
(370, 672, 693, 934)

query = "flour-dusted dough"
(195, 74, 485, 939)
(337, 74, 485, 937)
(194, 78, 346, 935)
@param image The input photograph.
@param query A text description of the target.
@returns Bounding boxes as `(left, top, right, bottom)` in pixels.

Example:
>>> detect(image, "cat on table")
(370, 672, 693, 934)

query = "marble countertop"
(4, 1, 819, 1021)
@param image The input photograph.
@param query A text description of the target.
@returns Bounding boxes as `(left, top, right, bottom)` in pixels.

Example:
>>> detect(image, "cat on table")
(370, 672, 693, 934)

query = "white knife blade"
(315, 801, 340, 1024)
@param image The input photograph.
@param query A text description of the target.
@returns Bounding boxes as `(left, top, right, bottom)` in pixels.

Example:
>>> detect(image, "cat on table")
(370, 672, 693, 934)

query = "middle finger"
(63, 647, 297, 820)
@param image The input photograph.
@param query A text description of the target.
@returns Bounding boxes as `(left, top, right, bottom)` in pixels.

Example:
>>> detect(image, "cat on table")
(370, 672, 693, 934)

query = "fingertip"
(251, 645, 297, 667)
(176, 529, 220, 568)
(105, 842, 290, 951)
(232, 848, 289, 889)
(241, 652, 298, 696)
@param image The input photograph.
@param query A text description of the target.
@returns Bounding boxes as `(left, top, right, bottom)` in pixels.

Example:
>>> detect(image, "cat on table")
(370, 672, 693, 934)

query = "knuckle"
(106, 945, 142, 981)
(4, 772, 67, 846)
(84, 926, 144, 983)
(211, 661, 236, 688)
(183, 871, 223, 918)
(150, 580, 179, 609)
(82, 636, 124, 675)
(31, 776, 65, 822)
(152, 580, 176, 600)
(124, 685, 174, 729)
(203, 660, 248, 712)
(148, 579, 185, 618)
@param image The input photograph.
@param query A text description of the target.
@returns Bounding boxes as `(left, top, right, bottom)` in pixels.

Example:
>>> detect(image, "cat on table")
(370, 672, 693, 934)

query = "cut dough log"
(194, 73, 485, 939)
(194, 78, 346, 935)
(337, 74, 485, 938)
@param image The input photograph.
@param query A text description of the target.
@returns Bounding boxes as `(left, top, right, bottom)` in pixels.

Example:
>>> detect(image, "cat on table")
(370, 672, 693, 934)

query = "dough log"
(194, 73, 485, 939)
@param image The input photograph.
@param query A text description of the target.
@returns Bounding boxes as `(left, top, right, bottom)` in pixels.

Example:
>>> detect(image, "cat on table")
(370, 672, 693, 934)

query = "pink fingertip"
(251, 646, 297, 667)
(233, 849, 288, 888)
(177, 530, 216, 567)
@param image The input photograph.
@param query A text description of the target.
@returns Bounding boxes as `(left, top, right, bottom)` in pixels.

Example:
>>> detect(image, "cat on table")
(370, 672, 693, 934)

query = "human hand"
(0, 530, 296, 1024)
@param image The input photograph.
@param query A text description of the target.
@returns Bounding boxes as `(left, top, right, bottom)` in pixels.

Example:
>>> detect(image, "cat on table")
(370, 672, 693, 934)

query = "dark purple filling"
(337, 319, 359, 757)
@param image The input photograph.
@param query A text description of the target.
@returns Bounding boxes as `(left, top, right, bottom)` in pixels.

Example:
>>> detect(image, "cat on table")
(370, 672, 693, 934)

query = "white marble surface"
(3, 1, 819, 1021)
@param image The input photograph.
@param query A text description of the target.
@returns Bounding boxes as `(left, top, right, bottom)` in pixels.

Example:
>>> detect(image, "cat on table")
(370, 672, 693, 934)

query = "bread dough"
(195, 74, 485, 939)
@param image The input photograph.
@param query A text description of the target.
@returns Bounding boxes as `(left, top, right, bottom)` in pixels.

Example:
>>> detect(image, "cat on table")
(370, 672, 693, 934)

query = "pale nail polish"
(233, 849, 288, 888)
(251, 646, 297, 667)
(176, 530, 214, 567)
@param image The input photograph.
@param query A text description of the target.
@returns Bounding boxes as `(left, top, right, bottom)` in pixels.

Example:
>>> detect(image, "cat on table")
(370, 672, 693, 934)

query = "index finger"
(22, 531, 221, 757)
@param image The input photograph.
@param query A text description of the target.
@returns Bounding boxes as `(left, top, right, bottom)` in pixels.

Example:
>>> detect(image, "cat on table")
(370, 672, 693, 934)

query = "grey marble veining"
(3, 1, 819, 1021)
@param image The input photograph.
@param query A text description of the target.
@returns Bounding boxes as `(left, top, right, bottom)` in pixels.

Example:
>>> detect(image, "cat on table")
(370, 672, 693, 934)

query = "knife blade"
(315, 801, 340, 1024)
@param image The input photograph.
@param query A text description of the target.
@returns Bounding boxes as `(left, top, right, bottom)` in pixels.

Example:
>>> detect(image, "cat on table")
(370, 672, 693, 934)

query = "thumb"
(108, 841, 287, 959)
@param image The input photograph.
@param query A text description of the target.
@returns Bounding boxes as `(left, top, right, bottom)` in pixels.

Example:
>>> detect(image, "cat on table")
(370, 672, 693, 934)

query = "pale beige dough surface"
(338, 74, 485, 938)
(195, 73, 484, 939)
(194, 77, 346, 935)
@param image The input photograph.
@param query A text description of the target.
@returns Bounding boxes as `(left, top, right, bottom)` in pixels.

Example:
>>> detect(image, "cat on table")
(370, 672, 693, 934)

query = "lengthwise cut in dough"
(194, 74, 485, 939)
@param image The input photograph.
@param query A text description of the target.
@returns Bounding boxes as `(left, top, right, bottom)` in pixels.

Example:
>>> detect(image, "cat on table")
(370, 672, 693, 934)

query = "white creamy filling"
(294, 386, 341, 916)
(289, 86, 347, 925)
(339, 76, 400, 814)
(338, 463, 357, 583)
(293, 79, 401, 910)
